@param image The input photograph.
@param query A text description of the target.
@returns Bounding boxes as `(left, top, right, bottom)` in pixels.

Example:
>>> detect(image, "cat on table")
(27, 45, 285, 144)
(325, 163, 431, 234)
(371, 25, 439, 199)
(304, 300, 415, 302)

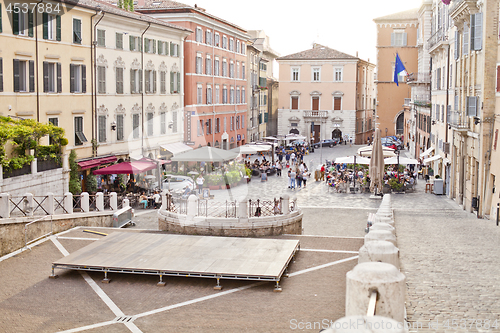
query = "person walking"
(196, 174, 205, 194)
(276, 161, 282, 176)
(296, 167, 302, 188)
(290, 168, 296, 189)
(302, 170, 308, 187)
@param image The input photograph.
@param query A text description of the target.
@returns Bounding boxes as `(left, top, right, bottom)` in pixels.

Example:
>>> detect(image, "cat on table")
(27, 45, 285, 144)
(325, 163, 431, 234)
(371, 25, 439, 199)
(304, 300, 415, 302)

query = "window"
(334, 68, 343, 82)
(466, 96, 479, 117)
(215, 118, 220, 133)
(236, 40, 240, 53)
(222, 36, 227, 49)
(48, 117, 58, 144)
(170, 72, 180, 93)
(291, 96, 299, 110)
(224, 117, 227, 132)
(97, 29, 105, 47)
(230, 116, 234, 131)
(436, 68, 441, 90)
(0, 58, 3, 92)
(13, 11, 33, 37)
(241, 115, 244, 129)
(116, 33, 123, 49)
(455, 30, 460, 60)
(292, 68, 299, 81)
(115, 67, 124, 94)
(215, 33, 220, 47)
(73, 18, 82, 44)
(230, 86, 235, 104)
(236, 87, 240, 104)
(242, 63, 245, 80)
(206, 118, 212, 134)
(197, 119, 204, 136)
(130, 69, 142, 93)
(147, 112, 153, 136)
(160, 112, 166, 134)
(470, 13, 482, 51)
(236, 62, 239, 79)
(207, 85, 212, 104)
(196, 53, 202, 74)
(334, 97, 342, 110)
(215, 85, 220, 104)
(43, 14, 60, 41)
(44, 62, 61, 93)
(170, 43, 179, 57)
(229, 61, 234, 78)
(312, 96, 319, 110)
(214, 57, 220, 76)
(129, 36, 140, 51)
(160, 71, 166, 94)
(229, 38, 234, 51)
(312, 68, 320, 81)
(70, 64, 86, 93)
(74, 116, 87, 146)
(222, 86, 228, 104)
(196, 27, 202, 42)
(222, 59, 227, 77)
(116, 114, 124, 141)
(242, 88, 245, 103)
(205, 30, 212, 45)
(391, 29, 407, 46)
(157, 41, 168, 55)
(97, 66, 106, 94)
(132, 113, 140, 139)
(205, 56, 211, 75)
(241, 43, 246, 55)
(172, 111, 177, 133)
(98, 115, 106, 143)
(13, 59, 35, 92)
(197, 84, 203, 104)
(145, 70, 156, 93)
(144, 38, 156, 54)
(463, 23, 469, 55)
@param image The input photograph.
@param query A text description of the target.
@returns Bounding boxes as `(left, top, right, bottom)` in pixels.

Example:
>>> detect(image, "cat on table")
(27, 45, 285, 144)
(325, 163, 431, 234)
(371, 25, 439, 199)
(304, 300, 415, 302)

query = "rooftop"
(373, 8, 419, 22)
(277, 43, 358, 61)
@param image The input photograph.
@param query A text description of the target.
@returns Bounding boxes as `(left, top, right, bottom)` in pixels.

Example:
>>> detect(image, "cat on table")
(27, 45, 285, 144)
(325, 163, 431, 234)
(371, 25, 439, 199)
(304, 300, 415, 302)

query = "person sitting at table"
(139, 192, 148, 209)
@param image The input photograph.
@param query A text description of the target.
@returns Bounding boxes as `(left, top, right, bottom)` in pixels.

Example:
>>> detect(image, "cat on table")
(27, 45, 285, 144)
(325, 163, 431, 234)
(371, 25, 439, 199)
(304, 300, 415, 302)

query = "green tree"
(69, 150, 82, 195)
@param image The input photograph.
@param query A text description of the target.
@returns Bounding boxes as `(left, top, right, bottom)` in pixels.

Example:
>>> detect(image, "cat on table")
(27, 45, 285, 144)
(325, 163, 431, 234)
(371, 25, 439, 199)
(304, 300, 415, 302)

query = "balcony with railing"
(450, 0, 479, 25)
(406, 72, 431, 85)
(303, 110, 328, 118)
(447, 110, 470, 131)
(428, 28, 448, 50)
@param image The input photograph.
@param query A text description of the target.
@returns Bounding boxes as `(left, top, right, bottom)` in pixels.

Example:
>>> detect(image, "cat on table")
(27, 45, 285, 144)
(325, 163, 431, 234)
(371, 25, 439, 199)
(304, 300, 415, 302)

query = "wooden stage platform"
(52, 232, 300, 290)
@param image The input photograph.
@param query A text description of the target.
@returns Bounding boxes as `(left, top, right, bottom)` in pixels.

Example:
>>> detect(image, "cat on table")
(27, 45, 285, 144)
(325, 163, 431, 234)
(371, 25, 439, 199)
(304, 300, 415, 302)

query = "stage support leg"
(213, 277, 222, 290)
(157, 274, 166, 287)
(102, 270, 111, 283)
(274, 280, 282, 292)
(49, 265, 58, 279)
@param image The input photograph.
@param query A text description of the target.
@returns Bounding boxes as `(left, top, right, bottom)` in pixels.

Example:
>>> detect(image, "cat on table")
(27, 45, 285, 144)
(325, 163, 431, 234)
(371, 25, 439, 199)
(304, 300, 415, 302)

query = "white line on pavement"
(288, 256, 358, 278)
(56, 237, 101, 241)
(283, 234, 365, 239)
(50, 237, 143, 333)
(300, 248, 359, 254)
(57, 320, 117, 333)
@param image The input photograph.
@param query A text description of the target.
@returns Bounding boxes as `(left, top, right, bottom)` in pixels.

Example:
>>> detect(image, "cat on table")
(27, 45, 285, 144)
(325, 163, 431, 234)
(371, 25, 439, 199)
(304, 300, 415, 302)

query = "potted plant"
(389, 178, 403, 193)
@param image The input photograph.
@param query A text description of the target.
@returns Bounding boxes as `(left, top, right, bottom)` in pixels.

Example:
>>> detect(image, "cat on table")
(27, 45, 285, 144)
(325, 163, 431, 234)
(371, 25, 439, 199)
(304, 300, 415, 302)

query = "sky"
(182, 0, 423, 75)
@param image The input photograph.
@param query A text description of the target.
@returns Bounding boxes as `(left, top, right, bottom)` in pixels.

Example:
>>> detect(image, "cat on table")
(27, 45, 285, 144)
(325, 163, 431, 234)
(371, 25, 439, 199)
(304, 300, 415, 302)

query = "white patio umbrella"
(358, 145, 396, 157)
(369, 128, 385, 194)
(230, 145, 260, 155)
(384, 156, 418, 165)
(334, 156, 371, 165)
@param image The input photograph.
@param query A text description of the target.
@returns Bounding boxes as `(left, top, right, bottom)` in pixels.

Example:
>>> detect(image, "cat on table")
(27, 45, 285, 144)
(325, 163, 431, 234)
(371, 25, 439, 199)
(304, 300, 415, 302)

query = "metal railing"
(249, 198, 283, 217)
(428, 27, 448, 50)
(303, 110, 328, 118)
(447, 110, 470, 130)
(198, 200, 237, 218)
(406, 72, 431, 84)
(9, 196, 28, 216)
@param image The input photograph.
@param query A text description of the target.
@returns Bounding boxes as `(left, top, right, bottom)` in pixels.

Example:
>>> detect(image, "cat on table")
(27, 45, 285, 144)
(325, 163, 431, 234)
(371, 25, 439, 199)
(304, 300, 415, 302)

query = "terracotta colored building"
(374, 9, 419, 139)
(136, 0, 249, 149)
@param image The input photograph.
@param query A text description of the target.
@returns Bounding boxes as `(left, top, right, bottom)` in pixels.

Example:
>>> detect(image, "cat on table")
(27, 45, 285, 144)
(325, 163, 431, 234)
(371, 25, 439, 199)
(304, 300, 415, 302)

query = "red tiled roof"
(277, 44, 358, 61)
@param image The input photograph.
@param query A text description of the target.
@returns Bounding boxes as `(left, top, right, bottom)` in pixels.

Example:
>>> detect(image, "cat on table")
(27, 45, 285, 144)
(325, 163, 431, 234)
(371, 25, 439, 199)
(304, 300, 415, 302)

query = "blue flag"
(394, 53, 408, 86)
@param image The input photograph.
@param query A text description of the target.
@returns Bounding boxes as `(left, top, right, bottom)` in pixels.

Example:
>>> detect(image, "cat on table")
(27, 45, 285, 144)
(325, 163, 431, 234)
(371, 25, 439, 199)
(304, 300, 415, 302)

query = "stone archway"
(332, 128, 342, 140)
(395, 112, 404, 135)
(289, 128, 299, 135)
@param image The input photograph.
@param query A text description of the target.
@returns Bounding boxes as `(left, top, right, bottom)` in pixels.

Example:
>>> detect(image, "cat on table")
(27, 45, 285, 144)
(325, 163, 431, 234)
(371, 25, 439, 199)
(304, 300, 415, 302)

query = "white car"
(162, 175, 195, 191)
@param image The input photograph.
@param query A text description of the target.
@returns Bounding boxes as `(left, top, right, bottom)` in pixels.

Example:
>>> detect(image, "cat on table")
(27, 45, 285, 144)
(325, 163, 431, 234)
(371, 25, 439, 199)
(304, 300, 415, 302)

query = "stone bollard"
(346, 262, 406, 322)
(81, 192, 90, 213)
(0, 193, 10, 218)
(238, 199, 248, 218)
(282, 194, 290, 215)
(187, 194, 198, 217)
(322, 315, 408, 333)
(365, 229, 396, 246)
(160, 190, 168, 210)
(64, 192, 73, 214)
(95, 192, 104, 211)
(373, 214, 394, 226)
(369, 222, 395, 234)
(122, 198, 130, 208)
(109, 192, 118, 211)
(23, 193, 34, 217)
(358, 241, 400, 269)
(46, 192, 55, 215)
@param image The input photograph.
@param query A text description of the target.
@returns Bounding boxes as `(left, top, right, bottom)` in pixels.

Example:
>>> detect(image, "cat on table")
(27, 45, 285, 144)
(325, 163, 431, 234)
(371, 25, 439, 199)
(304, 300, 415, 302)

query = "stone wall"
(0, 168, 69, 197)
(158, 209, 303, 237)
(0, 212, 113, 257)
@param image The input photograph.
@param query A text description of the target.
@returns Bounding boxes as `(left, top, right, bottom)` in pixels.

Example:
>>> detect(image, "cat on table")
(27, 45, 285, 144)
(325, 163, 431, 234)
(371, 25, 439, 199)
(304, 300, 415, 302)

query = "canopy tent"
(384, 156, 419, 165)
(78, 155, 117, 170)
(284, 134, 307, 141)
(93, 161, 157, 175)
(170, 146, 238, 162)
(161, 142, 193, 156)
(420, 147, 435, 158)
(369, 129, 385, 194)
(358, 145, 396, 158)
(261, 136, 279, 141)
(230, 145, 260, 155)
(334, 156, 371, 165)
(423, 154, 442, 164)
(245, 143, 273, 152)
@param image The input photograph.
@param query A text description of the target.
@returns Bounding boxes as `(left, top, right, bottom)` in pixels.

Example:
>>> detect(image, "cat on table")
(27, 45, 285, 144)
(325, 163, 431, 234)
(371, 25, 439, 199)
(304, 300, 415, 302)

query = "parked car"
(162, 175, 195, 191)
(332, 137, 341, 145)
(313, 139, 338, 148)
(382, 137, 403, 150)
(381, 142, 398, 150)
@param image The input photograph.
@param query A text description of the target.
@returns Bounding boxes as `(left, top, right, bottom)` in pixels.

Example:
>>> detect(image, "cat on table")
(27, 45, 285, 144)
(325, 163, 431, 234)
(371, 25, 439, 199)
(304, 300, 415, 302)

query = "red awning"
(78, 156, 117, 170)
(92, 161, 157, 175)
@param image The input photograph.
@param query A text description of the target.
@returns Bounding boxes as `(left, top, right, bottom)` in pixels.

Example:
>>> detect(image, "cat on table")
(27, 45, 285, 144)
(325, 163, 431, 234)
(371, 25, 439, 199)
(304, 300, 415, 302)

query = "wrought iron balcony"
(406, 72, 431, 84)
(447, 110, 470, 131)
(303, 110, 328, 118)
(428, 28, 447, 50)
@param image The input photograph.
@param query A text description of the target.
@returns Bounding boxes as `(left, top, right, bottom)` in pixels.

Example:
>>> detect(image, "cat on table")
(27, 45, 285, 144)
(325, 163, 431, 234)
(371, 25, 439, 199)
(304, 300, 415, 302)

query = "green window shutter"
(164, 42, 169, 56)
(13, 59, 20, 92)
(153, 39, 156, 54)
(144, 38, 148, 52)
(70, 64, 75, 92)
(29, 60, 35, 92)
(130, 69, 135, 93)
(43, 13, 48, 39)
(82, 65, 86, 93)
(177, 44, 181, 57)
(129, 35, 134, 51)
(0, 4, 2, 33)
(57, 62, 62, 93)
(153, 70, 157, 93)
(177, 72, 180, 93)
(170, 71, 174, 93)
(139, 69, 142, 93)
(170, 42, 174, 56)
(43, 61, 49, 92)
(157, 40, 161, 54)
(13, 11, 19, 35)
(139, 38, 142, 52)
(56, 16, 61, 41)
(28, 12, 33, 37)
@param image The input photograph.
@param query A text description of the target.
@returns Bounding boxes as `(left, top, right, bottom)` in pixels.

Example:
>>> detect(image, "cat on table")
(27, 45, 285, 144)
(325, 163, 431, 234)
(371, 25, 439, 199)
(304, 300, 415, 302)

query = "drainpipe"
(35, 0, 43, 122)
(92, 11, 105, 157)
(141, 23, 151, 157)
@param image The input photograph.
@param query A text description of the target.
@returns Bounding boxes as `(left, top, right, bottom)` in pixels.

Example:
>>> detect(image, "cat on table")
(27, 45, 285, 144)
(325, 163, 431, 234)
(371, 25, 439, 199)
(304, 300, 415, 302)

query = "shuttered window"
(463, 23, 469, 55)
(98, 115, 106, 143)
(454, 30, 460, 60)
(312, 97, 319, 110)
(291, 96, 298, 110)
(116, 114, 124, 141)
(73, 18, 81, 44)
(116, 67, 123, 94)
(470, 13, 482, 51)
(334, 97, 342, 110)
